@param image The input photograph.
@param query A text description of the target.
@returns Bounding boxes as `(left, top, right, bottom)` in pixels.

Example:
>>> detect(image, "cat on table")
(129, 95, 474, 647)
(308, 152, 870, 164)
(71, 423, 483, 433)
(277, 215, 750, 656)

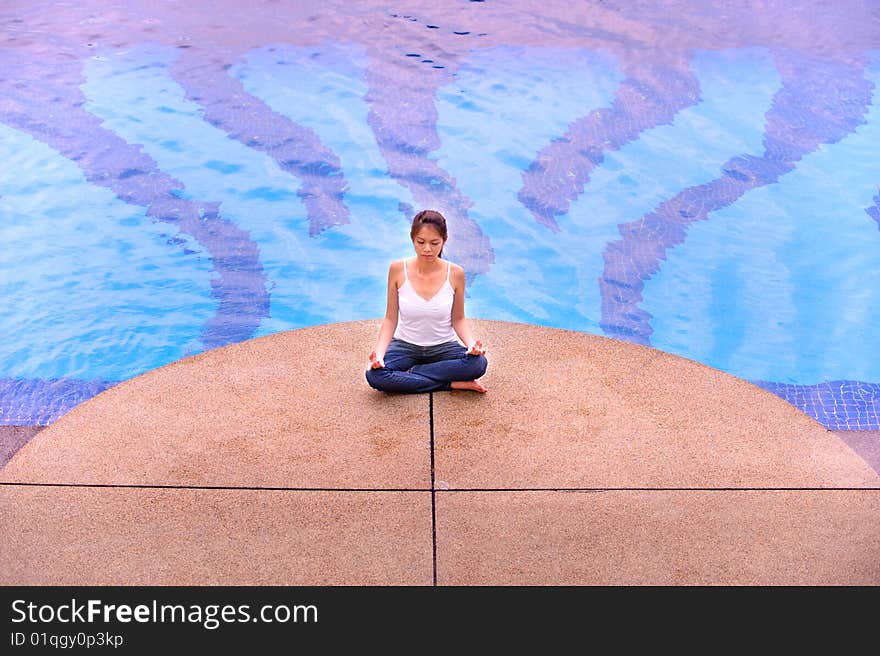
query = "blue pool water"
(1, 1, 879, 429)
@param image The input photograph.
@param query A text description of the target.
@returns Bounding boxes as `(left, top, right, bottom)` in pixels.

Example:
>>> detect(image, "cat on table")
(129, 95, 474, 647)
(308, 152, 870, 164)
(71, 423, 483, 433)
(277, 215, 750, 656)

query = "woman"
(366, 209, 488, 393)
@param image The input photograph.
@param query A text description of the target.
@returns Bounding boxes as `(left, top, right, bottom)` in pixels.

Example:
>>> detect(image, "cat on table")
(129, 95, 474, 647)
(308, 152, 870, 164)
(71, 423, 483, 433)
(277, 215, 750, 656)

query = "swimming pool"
(1, 1, 878, 429)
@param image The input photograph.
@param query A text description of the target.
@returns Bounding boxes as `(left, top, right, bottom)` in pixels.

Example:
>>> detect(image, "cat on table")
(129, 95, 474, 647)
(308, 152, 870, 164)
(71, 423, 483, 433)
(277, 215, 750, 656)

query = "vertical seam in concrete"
(429, 392, 437, 586)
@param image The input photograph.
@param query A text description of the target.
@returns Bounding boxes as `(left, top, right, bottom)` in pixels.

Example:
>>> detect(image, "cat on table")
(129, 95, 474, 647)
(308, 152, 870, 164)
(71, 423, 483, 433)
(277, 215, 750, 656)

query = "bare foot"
(451, 379, 488, 393)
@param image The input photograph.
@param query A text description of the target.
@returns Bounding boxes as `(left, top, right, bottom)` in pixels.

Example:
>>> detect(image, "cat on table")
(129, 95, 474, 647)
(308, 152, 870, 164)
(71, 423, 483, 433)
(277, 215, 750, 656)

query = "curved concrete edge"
(836, 430, 880, 476)
(2, 319, 878, 586)
(0, 426, 45, 470)
(433, 320, 879, 488)
(2, 319, 877, 487)
(1, 320, 432, 488)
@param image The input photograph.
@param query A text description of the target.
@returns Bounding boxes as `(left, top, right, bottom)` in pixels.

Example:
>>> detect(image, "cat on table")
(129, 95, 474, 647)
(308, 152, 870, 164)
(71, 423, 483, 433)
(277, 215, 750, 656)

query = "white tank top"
(393, 258, 458, 346)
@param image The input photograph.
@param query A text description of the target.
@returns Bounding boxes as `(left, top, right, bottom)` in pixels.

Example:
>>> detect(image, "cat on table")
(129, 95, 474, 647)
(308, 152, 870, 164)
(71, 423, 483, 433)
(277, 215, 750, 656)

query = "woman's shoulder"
(447, 261, 466, 286)
(446, 260, 464, 273)
(387, 259, 406, 286)
(388, 258, 412, 273)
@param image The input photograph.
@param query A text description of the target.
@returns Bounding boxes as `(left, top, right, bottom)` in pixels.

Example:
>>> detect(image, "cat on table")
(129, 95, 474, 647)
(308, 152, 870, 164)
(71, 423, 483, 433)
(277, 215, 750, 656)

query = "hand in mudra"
(468, 340, 486, 356)
(367, 351, 385, 370)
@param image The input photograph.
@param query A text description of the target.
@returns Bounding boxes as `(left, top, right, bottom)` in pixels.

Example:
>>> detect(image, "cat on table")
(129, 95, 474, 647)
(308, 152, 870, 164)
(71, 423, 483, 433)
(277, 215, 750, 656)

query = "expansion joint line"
(429, 392, 438, 586)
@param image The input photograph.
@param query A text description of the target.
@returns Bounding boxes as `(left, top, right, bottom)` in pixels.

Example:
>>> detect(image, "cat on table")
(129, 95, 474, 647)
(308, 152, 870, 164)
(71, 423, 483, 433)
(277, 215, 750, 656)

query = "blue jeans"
(365, 338, 488, 393)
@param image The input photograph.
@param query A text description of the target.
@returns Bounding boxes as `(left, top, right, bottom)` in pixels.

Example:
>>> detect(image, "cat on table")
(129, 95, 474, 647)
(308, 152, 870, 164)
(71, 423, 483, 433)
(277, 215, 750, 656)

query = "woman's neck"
(411, 256, 444, 275)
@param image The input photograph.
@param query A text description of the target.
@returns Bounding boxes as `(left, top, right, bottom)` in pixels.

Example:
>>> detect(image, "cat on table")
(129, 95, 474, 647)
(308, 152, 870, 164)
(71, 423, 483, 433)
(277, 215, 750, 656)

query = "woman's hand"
(467, 340, 486, 356)
(367, 350, 385, 370)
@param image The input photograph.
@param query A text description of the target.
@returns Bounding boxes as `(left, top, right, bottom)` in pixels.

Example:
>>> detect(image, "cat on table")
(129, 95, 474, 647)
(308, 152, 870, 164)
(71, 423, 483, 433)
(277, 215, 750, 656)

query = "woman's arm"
(450, 264, 486, 356)
(369, 261, 401, 367)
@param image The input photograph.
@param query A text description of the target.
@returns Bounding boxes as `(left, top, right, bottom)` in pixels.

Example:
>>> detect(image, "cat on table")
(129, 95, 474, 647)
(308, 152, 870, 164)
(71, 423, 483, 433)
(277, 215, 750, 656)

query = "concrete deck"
(2, 320, 878, 585)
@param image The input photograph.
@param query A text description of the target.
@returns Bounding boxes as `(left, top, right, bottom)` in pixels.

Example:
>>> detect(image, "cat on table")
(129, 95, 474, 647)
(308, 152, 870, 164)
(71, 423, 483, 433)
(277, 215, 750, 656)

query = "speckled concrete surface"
(0, 486, 432, 585)
(835, 430, 880, 476)
(435, 490, 880, 585)
(0, 322, 430, 489)
(433, 321, 879, 488)
(1, 320, 878, 585)
(0, 426, 44, 469)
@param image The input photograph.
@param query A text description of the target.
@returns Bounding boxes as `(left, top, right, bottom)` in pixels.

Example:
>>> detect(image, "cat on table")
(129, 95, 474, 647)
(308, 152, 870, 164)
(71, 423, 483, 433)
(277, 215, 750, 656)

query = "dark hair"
(410, 210, 448, 258)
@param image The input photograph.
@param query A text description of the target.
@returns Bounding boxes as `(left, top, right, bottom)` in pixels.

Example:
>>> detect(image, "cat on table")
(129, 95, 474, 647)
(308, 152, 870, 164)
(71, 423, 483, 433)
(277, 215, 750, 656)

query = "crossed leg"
(366, 342, 488, 394)
(408, 354, 488, 392)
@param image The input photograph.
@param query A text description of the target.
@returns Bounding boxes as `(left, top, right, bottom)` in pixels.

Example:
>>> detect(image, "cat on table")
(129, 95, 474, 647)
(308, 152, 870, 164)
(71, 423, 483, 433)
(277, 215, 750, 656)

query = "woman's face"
(412, 225, 445, 259)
